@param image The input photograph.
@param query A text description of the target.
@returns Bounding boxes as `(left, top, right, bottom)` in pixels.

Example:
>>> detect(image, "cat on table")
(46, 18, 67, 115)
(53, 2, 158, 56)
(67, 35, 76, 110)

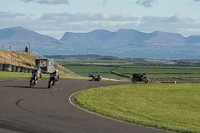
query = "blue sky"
(0, 0, 200, 39)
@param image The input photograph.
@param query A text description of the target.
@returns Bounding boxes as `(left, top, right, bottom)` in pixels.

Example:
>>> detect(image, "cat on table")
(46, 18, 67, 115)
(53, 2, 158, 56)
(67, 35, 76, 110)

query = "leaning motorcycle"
(88, 74, 102, 81)
(48, 75, 56, 88)
(29, 75, 36, 88)
(131, 73, 148, 83)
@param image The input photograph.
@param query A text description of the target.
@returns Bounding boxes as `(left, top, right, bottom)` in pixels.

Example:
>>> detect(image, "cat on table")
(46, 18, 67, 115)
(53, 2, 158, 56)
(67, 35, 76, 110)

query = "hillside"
(0, 50, 36, 68)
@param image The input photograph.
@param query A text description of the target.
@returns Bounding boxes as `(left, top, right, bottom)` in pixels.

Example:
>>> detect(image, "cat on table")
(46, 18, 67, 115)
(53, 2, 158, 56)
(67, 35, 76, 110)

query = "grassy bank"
(73, 83, 200, 133)
(0, 49, 35, 68)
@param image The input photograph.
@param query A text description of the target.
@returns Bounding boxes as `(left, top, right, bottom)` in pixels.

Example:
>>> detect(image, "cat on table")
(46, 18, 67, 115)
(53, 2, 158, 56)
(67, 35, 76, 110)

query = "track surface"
(0, 79, 173, 133)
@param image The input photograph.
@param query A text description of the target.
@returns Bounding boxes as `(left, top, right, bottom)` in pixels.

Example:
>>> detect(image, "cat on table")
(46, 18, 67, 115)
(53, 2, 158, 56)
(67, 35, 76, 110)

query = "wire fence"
(1, 44, 26, 52)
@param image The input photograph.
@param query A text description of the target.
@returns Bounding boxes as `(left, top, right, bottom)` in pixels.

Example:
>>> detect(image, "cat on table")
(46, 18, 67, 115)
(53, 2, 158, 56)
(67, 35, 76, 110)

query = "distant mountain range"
(0, 26, 200, 59)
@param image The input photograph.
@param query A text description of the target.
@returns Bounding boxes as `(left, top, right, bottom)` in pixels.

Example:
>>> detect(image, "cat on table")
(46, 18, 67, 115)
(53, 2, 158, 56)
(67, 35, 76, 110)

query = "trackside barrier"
(16, 66, 21, 72)
(12, 65, 16, 72)
(3, 64, 12, 72)
(20, 67, 25, 73)
(0, 63, 33, 73)
(28, 68, 32, 73)
(0, 64, 3, 71)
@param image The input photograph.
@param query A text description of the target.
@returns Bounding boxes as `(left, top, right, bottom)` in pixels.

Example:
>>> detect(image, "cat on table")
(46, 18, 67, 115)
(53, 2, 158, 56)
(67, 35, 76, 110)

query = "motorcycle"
(29, 75, 36, 88)
(131, 73, 148, 83)
(29, 69, 41, 88)
(48, 75, 58, 88)
(88, 74, 102, 81)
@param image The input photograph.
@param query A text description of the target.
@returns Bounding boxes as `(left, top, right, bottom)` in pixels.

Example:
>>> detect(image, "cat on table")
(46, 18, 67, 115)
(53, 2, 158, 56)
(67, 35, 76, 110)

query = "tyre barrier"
(20, 67, 28, 73)
(20, 67, 24, 73)
(0, 63, 32, 73)
(24, 68, 28, 73)
(16, 66, 21, 72)
(0, 63, 3, 71)
(12, 65, 16, 72)
(28, 68, 32, 73)
(3, 64, 12, 72)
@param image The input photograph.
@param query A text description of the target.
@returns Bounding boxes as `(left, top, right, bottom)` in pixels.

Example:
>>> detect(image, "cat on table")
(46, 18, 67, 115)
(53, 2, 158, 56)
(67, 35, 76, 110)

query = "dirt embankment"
(0, 50, 36, 68)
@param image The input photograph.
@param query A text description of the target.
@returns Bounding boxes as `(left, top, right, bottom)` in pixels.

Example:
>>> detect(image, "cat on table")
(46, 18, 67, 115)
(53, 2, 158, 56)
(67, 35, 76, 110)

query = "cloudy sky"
(0, 0, 200, 39)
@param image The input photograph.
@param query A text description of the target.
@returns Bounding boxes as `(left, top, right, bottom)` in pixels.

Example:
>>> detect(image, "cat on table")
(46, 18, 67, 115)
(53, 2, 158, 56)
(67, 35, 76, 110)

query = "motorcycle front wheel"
(142, 77, 149, 83)
(48, 80, 55, 88)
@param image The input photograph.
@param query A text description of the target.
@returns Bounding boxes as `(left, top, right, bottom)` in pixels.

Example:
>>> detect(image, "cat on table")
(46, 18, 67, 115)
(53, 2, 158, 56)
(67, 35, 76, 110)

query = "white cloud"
(0, 11, 26, 18)
(40, 12, 138, 22)
(21, 0, 69, 5)
(138, 14, 200, 36)
(1, 11, 200, 39)
(21, 0, 34, 3)
(135, 0, 155, 7)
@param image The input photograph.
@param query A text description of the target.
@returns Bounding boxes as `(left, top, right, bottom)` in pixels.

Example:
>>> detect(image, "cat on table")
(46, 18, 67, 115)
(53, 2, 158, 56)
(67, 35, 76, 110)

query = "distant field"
(114, 66, 200, 83)
(65, 65, 124, 79)
(73, 83, 200, 133)
(51, 55, 200, 82)
(64, 64, 200, 82)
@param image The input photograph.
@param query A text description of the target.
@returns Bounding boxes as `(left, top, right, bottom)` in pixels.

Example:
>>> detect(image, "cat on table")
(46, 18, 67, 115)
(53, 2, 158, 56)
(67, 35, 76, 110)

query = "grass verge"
(73, 83, 200, 133)
(0, 71, 49, 81)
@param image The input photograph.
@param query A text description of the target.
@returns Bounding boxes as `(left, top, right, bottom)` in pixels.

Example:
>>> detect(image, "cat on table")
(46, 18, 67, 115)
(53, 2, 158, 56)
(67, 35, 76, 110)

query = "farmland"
(114, 66, 200, 83)
(48, 55, 200, 83)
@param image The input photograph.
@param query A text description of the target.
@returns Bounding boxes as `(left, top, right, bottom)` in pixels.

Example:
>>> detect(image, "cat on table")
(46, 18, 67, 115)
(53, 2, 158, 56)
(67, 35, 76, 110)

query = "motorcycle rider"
(50, 69, 59, 82)
(97, 75, 102, 80)
(31, 66, 42, 84)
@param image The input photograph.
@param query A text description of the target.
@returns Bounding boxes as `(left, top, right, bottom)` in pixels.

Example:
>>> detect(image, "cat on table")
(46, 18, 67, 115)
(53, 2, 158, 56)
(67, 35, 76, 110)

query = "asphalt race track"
(0, 79, 173, 133)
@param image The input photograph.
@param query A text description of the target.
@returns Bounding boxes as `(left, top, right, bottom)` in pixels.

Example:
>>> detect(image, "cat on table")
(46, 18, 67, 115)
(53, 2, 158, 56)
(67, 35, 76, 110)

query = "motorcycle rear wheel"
(131, 78, 137, 83)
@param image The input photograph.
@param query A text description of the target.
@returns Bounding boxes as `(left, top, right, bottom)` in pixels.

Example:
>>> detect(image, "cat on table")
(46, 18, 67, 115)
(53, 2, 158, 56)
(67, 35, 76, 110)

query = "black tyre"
(48, 80, 52, 88)
(131, 78, 136, 83)
(30, 81, 32, 88)
(52, 80, 55, 86)
(30, 80, 34, 88)
(143, 77, 148, 83)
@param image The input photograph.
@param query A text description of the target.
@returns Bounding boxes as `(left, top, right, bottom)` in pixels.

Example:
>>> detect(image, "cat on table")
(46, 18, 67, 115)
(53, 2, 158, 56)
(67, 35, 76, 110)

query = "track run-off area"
(0, 79, 172, 133)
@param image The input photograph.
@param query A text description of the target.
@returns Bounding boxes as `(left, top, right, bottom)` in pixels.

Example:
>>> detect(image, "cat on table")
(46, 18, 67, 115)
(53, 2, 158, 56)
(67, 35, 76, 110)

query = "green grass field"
(0, 71, 49, 81)
(73, 83, 200, 133)
(65, 65, 200, 83)
(65, 65, 124, 79)
(113, 66, 200, 83)
(115, 66, 200, 74)
(0, 70, 75, 81)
